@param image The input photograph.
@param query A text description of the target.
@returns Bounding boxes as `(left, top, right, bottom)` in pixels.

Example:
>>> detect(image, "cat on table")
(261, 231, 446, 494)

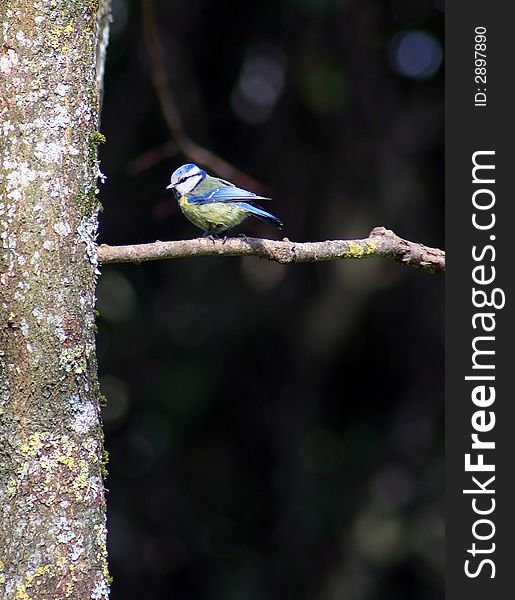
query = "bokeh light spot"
(97, 268, 137, 322)
(232, 45, 286, 125)
(298, 55, 350, 115)
(353, 511, 403, 563)
(100, 374, 131, 426)
(241, 256, 285, 291)
(389, 30, 442, 79)
(111, 0, 129, 36)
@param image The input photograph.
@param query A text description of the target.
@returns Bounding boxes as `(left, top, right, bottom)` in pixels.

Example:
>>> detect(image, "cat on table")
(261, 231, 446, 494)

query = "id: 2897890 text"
(474, 26, 487, 107)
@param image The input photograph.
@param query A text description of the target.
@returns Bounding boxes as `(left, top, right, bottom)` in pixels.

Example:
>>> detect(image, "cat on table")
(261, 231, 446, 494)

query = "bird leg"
(202, 231, 218, 242)
(202, 231, 230, 244)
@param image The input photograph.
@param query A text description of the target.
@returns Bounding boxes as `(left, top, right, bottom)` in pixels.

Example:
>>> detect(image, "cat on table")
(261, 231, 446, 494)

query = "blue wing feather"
(190, 185, 271, 205)
(234, 202, 283, 228)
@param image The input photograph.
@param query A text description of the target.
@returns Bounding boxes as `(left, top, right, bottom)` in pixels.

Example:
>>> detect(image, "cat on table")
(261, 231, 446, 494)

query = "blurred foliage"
(98, 0, 444, 598)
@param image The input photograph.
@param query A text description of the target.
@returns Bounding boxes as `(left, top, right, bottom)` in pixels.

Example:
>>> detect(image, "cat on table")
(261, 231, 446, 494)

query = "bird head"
(166, 163, 206, 197)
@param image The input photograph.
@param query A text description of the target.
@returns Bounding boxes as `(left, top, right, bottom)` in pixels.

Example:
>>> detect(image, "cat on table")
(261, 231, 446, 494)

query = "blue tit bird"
(166, 163, 283, 237)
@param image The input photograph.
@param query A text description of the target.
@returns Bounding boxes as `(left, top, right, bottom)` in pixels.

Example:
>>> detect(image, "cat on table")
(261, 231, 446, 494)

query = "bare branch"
(140, 0, 266, 193)
(127, 140, 178, 175)
(97, 227, 445, 272)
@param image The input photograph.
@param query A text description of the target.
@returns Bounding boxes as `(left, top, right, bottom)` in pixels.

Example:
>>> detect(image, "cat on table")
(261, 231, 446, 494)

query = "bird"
(166, 163, 283, 237)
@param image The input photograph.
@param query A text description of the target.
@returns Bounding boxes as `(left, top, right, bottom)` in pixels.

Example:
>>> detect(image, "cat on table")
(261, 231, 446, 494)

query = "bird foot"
(202, 231, 218, 242)
(203, 231, 230, 243)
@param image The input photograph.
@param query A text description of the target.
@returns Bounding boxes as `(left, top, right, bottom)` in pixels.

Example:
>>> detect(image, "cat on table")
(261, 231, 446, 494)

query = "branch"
(140, 0, 266, 193)
(127, 140, 178, 175)
(97, 227, 445, 272)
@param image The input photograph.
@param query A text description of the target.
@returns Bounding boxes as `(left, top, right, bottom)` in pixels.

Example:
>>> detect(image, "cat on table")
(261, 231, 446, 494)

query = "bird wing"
(190, 184, 271, 205)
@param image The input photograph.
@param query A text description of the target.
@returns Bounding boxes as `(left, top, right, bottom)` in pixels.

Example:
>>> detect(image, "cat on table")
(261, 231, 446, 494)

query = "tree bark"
(1, 1, 111, 598)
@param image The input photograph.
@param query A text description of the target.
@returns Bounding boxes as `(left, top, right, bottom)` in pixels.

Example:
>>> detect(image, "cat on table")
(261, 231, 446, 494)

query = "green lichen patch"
(365, 240, 378, 253)
(90, 131, 106, 146)
(88, 131, 106, 168)
(75, 192, 102, 218)
(14, 564, 52, 599)
(344, 240, 377, 259)
(100, 446, 109, 479)
(86, 0, 100, 13)
(59, 343, 94, 375)
(90, 131, 107, 146)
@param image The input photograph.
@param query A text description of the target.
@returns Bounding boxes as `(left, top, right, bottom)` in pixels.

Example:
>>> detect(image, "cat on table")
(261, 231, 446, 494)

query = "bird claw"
(202, 231, 216, 242)
(202, 231, 228, 243)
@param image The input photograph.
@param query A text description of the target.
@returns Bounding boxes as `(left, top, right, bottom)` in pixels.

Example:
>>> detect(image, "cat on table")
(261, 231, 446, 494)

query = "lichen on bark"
(0, 1, 111, 598)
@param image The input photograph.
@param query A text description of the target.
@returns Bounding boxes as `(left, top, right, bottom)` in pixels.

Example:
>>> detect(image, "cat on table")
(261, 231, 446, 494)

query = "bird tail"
(237, 202, 283, 229)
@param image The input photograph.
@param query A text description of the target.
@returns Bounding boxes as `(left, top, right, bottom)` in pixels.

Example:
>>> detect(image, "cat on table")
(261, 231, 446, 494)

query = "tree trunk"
(1, 1, 111, 597)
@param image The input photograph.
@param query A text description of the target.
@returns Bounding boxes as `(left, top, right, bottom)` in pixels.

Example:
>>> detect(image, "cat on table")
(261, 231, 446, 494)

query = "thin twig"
(140, 0, 266, 193)
(127, 141, 178, 175)
(97, 227, 445, 273)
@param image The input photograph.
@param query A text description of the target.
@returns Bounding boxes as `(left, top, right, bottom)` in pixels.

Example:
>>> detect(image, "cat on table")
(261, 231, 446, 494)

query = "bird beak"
(166, 183, 174, 190)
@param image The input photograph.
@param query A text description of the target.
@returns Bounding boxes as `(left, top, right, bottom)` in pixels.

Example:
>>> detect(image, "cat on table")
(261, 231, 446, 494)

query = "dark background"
(97, 1, 444, 598)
